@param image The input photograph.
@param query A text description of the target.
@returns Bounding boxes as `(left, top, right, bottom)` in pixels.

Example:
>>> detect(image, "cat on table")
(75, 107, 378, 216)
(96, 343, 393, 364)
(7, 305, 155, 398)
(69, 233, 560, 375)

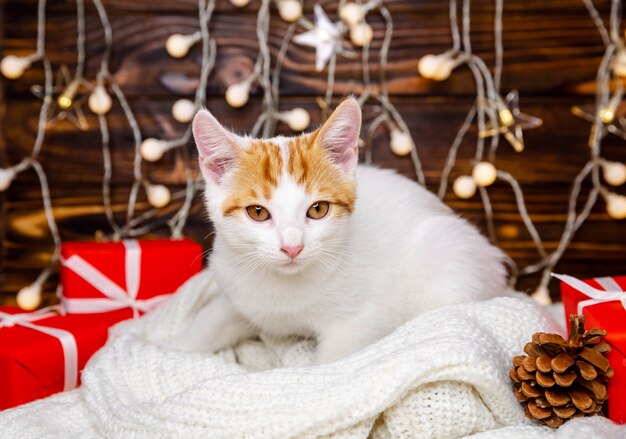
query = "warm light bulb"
(599, 107, 615, 124)
(472, 162, 497, 187)
(453, 175, 477, 199)
(284, 108, 310, 131)
(603, 161, 626, 186)
(317, 28, 333, 43)
(147, 184, 171, 208)
(277, 0, 303, 22)
(350, 22, 373, 47)
(88, 85, 112, 115)
(339, 2, 365, 27)
(606, 193, 626, 220)
(614, 49, 626, 77)
(17, 283, 42, 311)
(172, 99, 196, 123)
(498, 108, 514, 127)
(58, 96, 72, 109)
(0, 168, 16, 192)
(417, 54, 439, 79)
(431, 57, 454, 81)
(140, 138, 168, 162)
(225, 82, 250, 108)
(417, 54, 454, 81)
(531, 286, 552, 306)
(0, 55, 31, 79)
(389, 130, 413, 156)
(230, 0, 250, 7)
(166, 34, 196, 58)
(57, 79, 81, 110)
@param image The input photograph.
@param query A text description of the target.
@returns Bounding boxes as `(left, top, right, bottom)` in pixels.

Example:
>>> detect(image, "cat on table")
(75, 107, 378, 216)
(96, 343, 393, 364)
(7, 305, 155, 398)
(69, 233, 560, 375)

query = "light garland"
(389, 129, 413, 156)
(277, 0, 303, 22)
(172, 99, 196, 123)
(88, 84, 112, 115)
(0, 55, 33, 79)
(0, 0, 624, 309)
(225, 82, 251, 108)
(0, 168, 16, 192)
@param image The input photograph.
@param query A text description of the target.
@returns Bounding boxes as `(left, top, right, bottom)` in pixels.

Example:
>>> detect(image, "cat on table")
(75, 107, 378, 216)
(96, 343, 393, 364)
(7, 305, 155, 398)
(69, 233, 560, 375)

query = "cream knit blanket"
(1, 270, 625, 438)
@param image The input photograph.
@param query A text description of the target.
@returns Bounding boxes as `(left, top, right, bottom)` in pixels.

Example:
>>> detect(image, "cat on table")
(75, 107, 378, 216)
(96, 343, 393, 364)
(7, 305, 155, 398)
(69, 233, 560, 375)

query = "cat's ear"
(316, 97, 361, 174)
(193, 109, 239, 183)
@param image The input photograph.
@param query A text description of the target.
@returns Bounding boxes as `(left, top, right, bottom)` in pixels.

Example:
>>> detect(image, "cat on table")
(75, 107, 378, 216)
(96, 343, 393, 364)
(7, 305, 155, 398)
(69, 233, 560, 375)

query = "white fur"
(173, 104, 507, 364)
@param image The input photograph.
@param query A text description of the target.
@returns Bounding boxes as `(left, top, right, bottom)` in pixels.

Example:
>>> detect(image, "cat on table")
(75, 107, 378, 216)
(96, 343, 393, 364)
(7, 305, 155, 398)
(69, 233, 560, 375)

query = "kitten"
(171, 98, 507, 364)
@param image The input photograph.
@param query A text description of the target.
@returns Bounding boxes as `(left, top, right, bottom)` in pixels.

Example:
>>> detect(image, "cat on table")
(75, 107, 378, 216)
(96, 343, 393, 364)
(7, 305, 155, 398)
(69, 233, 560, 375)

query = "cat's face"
(193, 98, 362, 275)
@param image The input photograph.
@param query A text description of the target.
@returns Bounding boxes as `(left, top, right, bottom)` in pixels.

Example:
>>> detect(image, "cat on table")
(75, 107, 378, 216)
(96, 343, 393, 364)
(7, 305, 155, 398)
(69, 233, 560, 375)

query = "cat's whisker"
(209, 251, 259, 273)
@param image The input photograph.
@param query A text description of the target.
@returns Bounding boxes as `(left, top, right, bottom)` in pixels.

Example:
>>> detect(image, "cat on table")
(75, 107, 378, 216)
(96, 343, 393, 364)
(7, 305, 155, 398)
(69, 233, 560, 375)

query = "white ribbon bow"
(551, 273, 626, 314)
(0, 306, 78, 391)
(61, 240, 169, 318)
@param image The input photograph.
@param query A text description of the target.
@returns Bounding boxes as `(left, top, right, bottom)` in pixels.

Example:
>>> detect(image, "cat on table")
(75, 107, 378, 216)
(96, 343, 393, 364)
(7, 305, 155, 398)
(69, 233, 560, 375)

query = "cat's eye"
(246, 205, 271, 222)
(307, 201, 330, 219)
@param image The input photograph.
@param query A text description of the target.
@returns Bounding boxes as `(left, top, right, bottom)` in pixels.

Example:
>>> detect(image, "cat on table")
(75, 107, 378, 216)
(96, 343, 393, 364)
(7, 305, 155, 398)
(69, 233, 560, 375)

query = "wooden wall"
(1, 0, 625, 306)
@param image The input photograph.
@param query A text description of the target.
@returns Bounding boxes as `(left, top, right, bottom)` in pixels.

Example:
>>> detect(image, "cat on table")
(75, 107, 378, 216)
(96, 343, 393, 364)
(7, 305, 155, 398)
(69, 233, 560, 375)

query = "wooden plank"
(3, 96, 621, 185)
(2, 95, 625, 304)
(2, 0, 611, 98)
(1, 0, 625, 306)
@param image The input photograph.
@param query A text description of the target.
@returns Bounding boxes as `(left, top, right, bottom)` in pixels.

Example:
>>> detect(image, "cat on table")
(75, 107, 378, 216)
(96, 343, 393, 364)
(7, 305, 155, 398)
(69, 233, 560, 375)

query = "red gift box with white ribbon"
(556, 273, 626, 424)
(0, 306, 128, 410)
(60, 239, 203, 316)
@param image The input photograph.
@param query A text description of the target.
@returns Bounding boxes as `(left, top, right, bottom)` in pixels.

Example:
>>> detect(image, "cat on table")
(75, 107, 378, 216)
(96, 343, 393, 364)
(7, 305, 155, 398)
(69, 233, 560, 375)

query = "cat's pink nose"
(281, 244, 303, 259)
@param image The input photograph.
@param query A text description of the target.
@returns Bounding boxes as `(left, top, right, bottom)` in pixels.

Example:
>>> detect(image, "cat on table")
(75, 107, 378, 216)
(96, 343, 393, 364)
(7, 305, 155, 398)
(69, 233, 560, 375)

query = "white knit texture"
(1, 269, 625, 438)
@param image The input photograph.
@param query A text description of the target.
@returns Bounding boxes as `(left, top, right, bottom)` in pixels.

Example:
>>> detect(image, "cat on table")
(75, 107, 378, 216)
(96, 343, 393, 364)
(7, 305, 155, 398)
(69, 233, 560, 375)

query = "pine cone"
(509, 315, 614, 428)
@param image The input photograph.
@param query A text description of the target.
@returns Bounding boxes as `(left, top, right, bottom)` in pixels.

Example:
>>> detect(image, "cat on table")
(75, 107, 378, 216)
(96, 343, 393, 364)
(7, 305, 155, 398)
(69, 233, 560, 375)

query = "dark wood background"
(1, 0, 625, 306)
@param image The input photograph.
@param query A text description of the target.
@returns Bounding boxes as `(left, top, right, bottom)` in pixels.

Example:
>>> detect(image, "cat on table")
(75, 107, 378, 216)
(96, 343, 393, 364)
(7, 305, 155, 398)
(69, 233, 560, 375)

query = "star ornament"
(31, 64, 90, 131)
(293, 5, 348, 72)
(571, 100, 626, 146)
(479, 90, 543, 152)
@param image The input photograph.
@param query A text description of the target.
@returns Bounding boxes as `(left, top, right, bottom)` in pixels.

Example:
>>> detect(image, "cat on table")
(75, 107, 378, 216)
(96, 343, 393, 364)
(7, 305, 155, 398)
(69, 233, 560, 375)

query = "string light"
(225, 82, 250, 108)
(350, 22, 373, 47)
(140, 138, 169, 162)
(606, 193, 626, 220)
(599, 106, 616, 123)
(172, 99, 196, 123)
(498, 107, 514, 127)
(613, 48, 626, 77)
(0, 55, 32, 79)
(472, 162, 497, 187)
(277, 0, 303, 22)
(417, 54, 455, 81)
(339, 2, 366, 27)
(0, 168, 16, 192)
(146, 184, 171, 208)
(389, 129, 413, 156)
(57, 79, 81, 109)
(531, 286, 552, 306)
(280, 108, 310, 131)
(230, 0, 250, 7)
(88, 85, 112, 115)
(602, 161, 626, 186)
(16, 282, 43, 311)
(3, 0, 625, 311)
(166, 33, 200, 58)
(453, 175, 477, 199)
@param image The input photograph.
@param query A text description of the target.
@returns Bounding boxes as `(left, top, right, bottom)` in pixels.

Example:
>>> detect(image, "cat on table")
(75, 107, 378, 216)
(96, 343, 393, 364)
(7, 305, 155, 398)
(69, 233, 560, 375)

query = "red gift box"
(557, 273, 626, 424)
(60, 239, 203, 315)
(0, 306, 129, 410)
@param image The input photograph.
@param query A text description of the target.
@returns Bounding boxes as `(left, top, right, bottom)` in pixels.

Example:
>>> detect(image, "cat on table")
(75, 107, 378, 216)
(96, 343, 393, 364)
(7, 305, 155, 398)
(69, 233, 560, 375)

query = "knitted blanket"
(1, 270, 625, 438)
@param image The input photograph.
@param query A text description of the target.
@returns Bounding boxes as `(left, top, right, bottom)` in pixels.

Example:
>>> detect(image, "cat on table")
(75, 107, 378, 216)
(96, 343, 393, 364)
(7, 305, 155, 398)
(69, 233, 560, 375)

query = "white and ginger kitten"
(172, 98, 507, 364)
